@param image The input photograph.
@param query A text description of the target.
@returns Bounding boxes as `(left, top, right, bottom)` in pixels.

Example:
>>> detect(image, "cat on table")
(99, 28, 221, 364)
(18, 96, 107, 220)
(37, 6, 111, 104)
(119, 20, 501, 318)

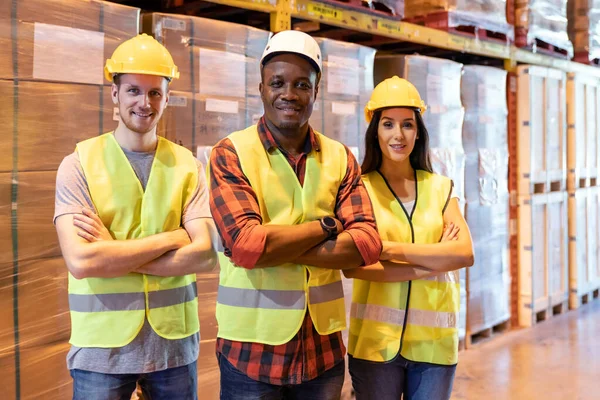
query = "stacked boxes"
(566, 73, 600, 309)
(515, 65, 569, 327)
(0, 1, 140, 398)
(461, 66, 511, 336)
(142, 13, 271, 155)
(403, 0, 513, 40)
(374, 54, 467, 341)
(568, 0, 600, 62)
(311, 37, 376, 162)
(515, 0, 573, 57)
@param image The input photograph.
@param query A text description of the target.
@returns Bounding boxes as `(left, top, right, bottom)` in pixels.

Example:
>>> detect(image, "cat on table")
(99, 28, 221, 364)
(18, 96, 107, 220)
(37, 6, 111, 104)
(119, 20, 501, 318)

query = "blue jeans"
(71, 362, 198, 400)
(218, 353, 345, 400)
(348, 354, 456, 400)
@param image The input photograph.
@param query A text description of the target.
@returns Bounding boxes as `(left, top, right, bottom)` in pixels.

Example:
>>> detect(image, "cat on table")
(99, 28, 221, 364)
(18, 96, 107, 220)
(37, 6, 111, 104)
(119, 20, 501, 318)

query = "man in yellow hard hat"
(54, 34, 218, 399)
(208, 30, 382, 399)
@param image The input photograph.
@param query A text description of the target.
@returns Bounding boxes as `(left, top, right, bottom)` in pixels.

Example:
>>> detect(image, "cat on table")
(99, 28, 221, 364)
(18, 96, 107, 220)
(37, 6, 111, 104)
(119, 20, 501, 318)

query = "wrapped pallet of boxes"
(461, 66, 510, 341)
(568, 0, 600, 62)
(142, 13, 270, 155)
(373, 54, 468, 342)
(0, 1, 140, 398)
(311, 37, 376, 162)
(515, 0, 573, 57)
(403, 0, 513, 41)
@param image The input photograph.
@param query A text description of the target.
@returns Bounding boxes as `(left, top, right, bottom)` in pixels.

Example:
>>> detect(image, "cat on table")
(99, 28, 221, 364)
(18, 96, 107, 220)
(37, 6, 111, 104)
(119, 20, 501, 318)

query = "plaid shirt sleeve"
(336, 146, 382, 266)
(208, 138, 267, 269)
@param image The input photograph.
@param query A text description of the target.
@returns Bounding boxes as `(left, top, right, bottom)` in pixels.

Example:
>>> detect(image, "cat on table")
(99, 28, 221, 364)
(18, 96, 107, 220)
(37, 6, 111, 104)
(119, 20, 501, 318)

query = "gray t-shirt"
(54, 146, 211, 374)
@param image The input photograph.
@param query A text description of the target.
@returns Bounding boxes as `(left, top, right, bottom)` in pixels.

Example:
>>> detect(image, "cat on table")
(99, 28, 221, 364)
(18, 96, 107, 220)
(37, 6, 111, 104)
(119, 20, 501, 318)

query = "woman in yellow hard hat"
(343, 76, 474, 400)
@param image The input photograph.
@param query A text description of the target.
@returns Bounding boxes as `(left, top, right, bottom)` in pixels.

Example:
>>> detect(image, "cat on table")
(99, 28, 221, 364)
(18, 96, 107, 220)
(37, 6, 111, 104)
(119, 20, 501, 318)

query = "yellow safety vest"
(215, 125, 348, 345)
(69, 132, 199, 348)
(349, 170, 460, 365)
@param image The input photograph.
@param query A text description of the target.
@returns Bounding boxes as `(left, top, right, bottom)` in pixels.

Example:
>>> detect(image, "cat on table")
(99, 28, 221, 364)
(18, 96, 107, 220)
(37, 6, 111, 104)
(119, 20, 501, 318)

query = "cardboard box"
(0, 80, 115, 172)
(0, 0, 139, 85)
(143, 13, 270, 98)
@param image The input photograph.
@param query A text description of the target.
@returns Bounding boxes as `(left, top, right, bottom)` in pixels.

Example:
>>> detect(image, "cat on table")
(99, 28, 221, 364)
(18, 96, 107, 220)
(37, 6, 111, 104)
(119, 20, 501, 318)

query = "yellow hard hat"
(364, 76, 426, 123)
(104, 33, 179, 82)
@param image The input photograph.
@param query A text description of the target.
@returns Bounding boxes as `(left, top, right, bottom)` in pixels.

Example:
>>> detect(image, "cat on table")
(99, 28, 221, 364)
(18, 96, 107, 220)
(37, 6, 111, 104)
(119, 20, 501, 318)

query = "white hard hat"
(260, 30, 322, 74)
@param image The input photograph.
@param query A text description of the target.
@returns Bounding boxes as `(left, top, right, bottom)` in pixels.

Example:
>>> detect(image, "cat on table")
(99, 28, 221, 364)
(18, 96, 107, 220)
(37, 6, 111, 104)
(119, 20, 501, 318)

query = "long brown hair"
(361, 108, 433, 175)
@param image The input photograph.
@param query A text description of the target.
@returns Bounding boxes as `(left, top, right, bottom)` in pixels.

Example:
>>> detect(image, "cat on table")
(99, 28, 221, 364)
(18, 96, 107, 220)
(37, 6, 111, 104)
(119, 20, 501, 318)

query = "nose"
(392, 123, 404, 140)
(281, 83, 299, 101)
(140, 93, 151, 108)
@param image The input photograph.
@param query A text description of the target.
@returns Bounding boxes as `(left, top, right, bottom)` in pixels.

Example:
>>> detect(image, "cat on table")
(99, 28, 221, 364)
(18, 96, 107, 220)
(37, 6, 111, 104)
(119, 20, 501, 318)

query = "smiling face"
(259, 53, 319, 133)
(377, 107, 419, 166)
(112, 73, 169, 135)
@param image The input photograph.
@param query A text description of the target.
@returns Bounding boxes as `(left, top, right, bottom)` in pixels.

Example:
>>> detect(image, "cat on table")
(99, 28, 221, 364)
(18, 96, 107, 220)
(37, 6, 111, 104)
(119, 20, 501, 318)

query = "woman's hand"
(440, 223, 459, 242)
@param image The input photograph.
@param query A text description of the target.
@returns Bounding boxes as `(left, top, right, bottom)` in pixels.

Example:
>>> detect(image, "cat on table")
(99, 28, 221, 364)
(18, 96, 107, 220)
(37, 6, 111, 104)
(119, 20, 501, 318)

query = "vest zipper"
(377, 169, 418, 358)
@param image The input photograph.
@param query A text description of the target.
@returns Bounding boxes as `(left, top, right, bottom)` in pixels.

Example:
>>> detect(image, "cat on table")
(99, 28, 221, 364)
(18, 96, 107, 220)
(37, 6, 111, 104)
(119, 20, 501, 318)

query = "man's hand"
(440, 223, 459, 242)
(73, 208, 113, 242)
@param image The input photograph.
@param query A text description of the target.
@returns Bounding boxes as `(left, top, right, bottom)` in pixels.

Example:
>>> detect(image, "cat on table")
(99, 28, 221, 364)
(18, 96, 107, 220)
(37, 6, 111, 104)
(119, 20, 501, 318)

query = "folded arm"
(55, 209, 190, 279)
(381, 198, 474, 272)
(137, 218, 219, 276)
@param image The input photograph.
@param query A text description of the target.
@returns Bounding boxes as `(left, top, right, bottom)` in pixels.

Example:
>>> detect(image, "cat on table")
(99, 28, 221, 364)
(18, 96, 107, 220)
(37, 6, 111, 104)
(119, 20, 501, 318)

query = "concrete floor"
(452, 299, 600, 400)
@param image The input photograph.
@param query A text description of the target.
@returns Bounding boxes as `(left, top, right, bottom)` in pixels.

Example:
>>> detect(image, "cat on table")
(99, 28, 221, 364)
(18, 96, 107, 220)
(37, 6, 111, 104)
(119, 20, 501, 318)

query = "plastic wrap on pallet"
(313, 37, 376, 160)
(465, 200, 510, 332)
(367, 0, 404, 17)
(462, 66, 508, 206)
(516, 0, 573, 57)
(0, 2, 141, 397)
(404, 0, 513, 39)
(568, 0, 600, 60)
(461, 65, 510, 333)
(143, 13, 270, 98)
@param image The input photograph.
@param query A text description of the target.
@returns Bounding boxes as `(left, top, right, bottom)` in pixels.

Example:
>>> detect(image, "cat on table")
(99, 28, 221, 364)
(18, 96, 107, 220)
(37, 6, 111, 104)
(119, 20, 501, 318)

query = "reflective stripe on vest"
(70, 133, 200, 348)
(351, 303, 458, 329)
(214, 125, 348, 345)
(349, 170, 459, 365)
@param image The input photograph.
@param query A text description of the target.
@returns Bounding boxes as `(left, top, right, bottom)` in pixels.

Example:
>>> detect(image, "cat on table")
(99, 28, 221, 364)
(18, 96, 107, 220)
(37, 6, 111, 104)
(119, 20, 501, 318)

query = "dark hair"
(361, 108, 433, 175)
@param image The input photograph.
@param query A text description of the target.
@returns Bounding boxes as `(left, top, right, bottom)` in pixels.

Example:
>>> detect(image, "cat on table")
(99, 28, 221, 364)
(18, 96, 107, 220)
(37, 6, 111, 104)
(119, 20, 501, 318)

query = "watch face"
(322, 216, 337, 229)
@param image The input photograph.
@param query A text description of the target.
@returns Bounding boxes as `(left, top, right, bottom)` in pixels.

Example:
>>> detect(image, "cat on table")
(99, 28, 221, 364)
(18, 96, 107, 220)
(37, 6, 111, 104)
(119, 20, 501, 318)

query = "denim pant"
(348, 354, 456, 400)
(71, 362, 198, 400)
(218, 353, 345, 400)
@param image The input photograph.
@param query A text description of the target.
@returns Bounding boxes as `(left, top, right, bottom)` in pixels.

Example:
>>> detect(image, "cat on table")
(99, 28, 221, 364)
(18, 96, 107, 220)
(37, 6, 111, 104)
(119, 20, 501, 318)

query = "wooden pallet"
(535, 300, 570, 324)
(515, 28, 571, 59)
(465, 320, 511, 348)
(318, 0, 401, 19)
(404, 11, 511, 45)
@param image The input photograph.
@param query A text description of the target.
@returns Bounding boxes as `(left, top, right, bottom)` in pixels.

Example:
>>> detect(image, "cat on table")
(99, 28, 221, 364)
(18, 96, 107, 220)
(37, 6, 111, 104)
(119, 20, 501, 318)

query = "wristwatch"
(320, 216, 338, 240)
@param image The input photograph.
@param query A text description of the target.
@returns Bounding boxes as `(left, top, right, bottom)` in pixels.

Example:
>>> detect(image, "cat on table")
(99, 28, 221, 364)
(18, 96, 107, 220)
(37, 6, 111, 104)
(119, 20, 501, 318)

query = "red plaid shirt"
(209, 117, 381, 385)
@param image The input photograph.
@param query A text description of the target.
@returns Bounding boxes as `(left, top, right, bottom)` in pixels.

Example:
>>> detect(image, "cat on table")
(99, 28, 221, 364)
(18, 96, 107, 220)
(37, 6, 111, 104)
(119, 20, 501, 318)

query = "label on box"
(327, 56, 360, 96)
(169, 96, 188, 107)
(33, 23, 104, 85)
(113, 107, 120, 122)
(426, 75, 443, 104)
(199, 49, 246, 97)
(163, 18, 186, 31)
(205, 98, 239, 114)
(332, 102, 356, 115)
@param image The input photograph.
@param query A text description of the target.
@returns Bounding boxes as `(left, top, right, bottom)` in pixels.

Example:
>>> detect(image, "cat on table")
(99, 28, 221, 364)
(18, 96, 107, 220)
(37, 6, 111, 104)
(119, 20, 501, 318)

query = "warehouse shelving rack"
(158, 0, 600, 77)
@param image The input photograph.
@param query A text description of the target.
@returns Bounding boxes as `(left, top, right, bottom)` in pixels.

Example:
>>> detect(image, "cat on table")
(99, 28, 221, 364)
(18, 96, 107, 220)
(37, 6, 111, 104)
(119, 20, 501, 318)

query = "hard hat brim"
(261, 51, 321, 75)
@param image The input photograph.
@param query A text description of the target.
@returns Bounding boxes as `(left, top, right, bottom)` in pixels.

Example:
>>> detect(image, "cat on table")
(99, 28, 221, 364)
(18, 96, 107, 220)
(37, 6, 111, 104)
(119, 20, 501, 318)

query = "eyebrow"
(123, 84, 163, 92)
(381, 116, 415, 122)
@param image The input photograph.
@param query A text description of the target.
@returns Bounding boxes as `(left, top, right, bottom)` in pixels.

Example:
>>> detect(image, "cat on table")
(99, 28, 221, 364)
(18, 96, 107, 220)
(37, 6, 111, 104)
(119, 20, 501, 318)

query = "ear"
(111, 83, 119, 105)
(314, 82, 319, 100)
(165, 89, 170, 106)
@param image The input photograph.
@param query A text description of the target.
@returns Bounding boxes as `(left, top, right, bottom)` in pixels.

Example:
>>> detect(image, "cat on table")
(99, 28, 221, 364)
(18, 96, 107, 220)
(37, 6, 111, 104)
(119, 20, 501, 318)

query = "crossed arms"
(56, 208, 218, 279)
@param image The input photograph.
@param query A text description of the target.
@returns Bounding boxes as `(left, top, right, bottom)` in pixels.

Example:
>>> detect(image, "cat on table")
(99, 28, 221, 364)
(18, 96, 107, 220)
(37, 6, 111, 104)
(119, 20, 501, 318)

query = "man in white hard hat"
(54, 34, 218, 399)
(208, 30, 382, 399)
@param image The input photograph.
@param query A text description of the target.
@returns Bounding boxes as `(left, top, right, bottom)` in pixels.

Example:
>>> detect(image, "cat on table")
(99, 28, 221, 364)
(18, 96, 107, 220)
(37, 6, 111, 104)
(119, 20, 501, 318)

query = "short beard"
(277, 121, 302, 130)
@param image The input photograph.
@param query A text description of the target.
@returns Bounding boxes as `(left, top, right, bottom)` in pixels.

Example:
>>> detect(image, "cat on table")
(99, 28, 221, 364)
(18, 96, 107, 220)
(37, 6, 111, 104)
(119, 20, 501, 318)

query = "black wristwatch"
(320, 216, 338, 240)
